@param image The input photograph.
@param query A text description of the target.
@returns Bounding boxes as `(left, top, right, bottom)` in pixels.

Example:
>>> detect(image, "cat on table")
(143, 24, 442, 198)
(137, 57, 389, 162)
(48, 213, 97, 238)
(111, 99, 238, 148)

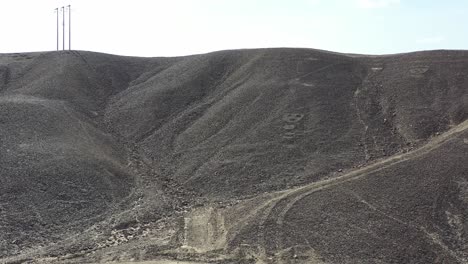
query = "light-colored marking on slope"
(349, 194, 466, 263)
(180, 120, 468, 260)
(280, 119, 468, 204)
(182, 206, 227, 253)
(419, 227, 467, 263)
(353, 86, 370, 160)
(265, 120, 468, 261)
(101, 260, 209, 264)
(296, 63, 340, 80)
(225, 120, 468, 256)
(409, 66, 429, 75)
(348, 191, 409, 226)
(223, 191, 288, 247)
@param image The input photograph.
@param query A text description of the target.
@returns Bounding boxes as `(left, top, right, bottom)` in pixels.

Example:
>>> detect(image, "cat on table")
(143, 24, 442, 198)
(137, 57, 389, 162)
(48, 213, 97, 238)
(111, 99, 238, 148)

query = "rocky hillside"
(0, 48, 467, 264)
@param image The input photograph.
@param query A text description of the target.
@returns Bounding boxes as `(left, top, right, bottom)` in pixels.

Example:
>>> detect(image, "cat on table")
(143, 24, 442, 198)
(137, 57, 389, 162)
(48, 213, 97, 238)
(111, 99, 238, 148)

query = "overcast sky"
(0, 0, 467, 57)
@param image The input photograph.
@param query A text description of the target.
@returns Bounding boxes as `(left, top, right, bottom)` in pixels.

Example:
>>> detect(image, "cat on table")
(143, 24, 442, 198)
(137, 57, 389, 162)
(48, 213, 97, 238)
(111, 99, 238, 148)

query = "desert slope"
(0, 48, 467, 263)
(106, 49, 468, 199)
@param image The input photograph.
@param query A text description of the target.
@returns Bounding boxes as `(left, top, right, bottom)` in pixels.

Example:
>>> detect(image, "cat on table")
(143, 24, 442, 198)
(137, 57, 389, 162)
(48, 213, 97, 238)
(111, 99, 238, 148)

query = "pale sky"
(0, 0, 467, 57)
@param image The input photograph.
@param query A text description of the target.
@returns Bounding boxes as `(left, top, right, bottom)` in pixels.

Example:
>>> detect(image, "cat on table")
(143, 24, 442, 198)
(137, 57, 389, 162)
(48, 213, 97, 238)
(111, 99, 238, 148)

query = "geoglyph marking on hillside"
(409, 66, 429, 76)
(283, 113, 304, 123)
(281, 113, 305, 140)
(289, 77, 315, 87)
(301, 82, 315, 87)
(182, 206, 227, 253)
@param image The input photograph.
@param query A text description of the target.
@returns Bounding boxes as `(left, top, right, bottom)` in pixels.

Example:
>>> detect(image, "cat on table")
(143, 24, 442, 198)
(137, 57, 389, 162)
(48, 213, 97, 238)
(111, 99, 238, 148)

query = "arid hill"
(0, 48, 467, 264)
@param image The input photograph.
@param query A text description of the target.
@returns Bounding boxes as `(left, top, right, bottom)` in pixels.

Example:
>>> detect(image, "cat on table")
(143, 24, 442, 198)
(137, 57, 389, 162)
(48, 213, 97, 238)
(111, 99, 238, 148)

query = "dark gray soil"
(0, 48, 467, 264)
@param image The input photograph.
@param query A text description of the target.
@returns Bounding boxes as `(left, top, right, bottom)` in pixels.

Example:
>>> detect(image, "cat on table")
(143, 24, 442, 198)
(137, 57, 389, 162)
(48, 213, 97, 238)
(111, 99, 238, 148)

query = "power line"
(55, 8, 59, 51)
(68, 5, 71, 50)
(61, 6, 65, 51)
(55, 5, 71, 51)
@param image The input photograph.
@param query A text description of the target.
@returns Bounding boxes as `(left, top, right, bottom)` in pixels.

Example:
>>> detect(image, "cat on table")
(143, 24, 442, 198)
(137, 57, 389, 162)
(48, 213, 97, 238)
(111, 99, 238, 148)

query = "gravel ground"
(0, 48, 467, 263)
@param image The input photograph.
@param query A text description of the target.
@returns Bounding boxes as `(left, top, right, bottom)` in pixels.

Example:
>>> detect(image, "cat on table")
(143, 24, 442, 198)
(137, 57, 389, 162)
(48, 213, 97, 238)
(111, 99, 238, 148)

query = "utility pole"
(54, 5, 72, 51)
(67, 5, 71, 50)
(61, 6, 65, 50)
(55, 8, 59, 50)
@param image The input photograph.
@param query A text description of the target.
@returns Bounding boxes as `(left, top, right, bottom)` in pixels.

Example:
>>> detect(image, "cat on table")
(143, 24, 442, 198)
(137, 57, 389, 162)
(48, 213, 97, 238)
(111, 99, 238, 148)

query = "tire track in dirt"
(270, 119, 468, 259)
(226, 119, 468, 259)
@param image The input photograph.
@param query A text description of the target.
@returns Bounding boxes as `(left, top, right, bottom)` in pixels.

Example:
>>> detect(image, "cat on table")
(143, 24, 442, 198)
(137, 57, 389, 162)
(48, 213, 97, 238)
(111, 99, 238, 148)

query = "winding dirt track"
(103, 261, 208, 264)
(224, 119, 468, 258)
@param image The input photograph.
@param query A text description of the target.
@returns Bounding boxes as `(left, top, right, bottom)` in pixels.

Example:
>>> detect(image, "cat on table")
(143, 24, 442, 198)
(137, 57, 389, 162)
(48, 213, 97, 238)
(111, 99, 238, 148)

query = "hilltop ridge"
(0, 48, 467, 263)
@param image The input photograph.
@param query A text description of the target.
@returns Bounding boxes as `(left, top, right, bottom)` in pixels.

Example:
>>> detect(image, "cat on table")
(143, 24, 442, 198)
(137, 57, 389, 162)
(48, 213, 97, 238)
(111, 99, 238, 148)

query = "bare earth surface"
(0, 48, 467, 263)
(102, 261, 208, 264)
